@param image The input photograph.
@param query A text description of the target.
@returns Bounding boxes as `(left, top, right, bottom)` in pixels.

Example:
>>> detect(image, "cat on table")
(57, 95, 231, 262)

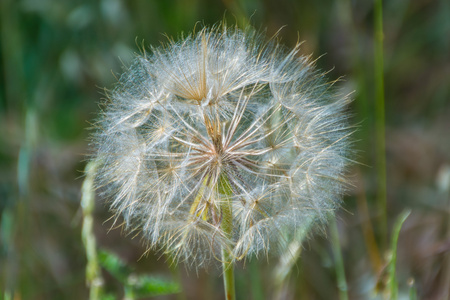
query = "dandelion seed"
(91, 24, 352, 270)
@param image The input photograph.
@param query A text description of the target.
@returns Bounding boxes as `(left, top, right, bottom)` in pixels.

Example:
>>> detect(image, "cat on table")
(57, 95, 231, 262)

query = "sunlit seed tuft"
(91, 24, 352, 267)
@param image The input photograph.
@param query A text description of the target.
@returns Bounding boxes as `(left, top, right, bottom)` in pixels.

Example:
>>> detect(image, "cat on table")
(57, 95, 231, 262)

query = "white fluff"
(92, 25, 352, 268)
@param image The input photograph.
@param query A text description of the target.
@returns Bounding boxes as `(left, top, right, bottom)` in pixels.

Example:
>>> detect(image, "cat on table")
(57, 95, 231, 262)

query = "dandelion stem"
(219, 173, 236, 300)
(222, 248, 236, 300)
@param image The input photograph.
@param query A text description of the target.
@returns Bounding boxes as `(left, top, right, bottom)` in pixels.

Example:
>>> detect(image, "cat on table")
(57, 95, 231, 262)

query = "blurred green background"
(1, 0, 449, 299)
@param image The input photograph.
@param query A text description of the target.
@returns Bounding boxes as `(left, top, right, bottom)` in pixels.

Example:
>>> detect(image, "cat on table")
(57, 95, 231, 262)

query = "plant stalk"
(374, 0, 387, 250)
(81, 161, 104, 300)
(219, 173, 236, 300)
(388, 210, 411, 299)
(222, 249, 236, 300)
(330, 214, 349, 300)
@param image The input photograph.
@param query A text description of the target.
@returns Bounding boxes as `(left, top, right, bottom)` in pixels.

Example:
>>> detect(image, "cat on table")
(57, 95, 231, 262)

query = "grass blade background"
(388, 210, 411, 299)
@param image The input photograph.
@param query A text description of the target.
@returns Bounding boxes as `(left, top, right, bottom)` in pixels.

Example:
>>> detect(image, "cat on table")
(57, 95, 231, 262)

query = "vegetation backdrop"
(1, 0, 449, 299)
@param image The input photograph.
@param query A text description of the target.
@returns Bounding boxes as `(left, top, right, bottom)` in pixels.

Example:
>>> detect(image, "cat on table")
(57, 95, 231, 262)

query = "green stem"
(330, 215, 348, 300)
(250, 260, 264, 300)
(374, 0, 387, 250)
(81, 161, 104, 300)
(218, 173, 236, 300)
(124, 281, 136, 300)
(388, 210, 411, 300)
(222, 249, 236, 300)
(167, 255, 186, 300)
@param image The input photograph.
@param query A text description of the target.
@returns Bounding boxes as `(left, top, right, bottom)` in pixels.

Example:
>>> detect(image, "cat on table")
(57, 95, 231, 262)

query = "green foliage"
(98, 250, 132, 283)
(1, 0, 448, 298)
(98, 250, 181, 299)
(388, 210, 411, 300)
(330, 215, 348, 300)
(128, 275, 181, 298)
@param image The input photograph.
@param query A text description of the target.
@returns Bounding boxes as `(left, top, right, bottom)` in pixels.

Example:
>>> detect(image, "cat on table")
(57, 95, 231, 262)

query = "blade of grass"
(1, 208, 15, 298)
(167, 255, 186, 300)
(437, 165, 450, 298)
(3, 0, 36, 295)
(340, 0, 383, 277)
(408, 278, 417, 300)
(388, 210, 411, 299)
(355, 169, 382, 273)
(249, 260, 264, 300)
(330, 215, 349, 300)
(273, 220, 312, 299)
(374, 0, 387, 250)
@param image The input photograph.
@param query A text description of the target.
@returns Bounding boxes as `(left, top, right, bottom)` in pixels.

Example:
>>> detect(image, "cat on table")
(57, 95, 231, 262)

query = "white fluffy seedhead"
(92, 24, 352, 268)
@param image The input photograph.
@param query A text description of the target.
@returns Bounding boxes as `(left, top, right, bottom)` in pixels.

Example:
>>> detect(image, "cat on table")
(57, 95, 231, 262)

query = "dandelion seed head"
(92, 24, 352, 267)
